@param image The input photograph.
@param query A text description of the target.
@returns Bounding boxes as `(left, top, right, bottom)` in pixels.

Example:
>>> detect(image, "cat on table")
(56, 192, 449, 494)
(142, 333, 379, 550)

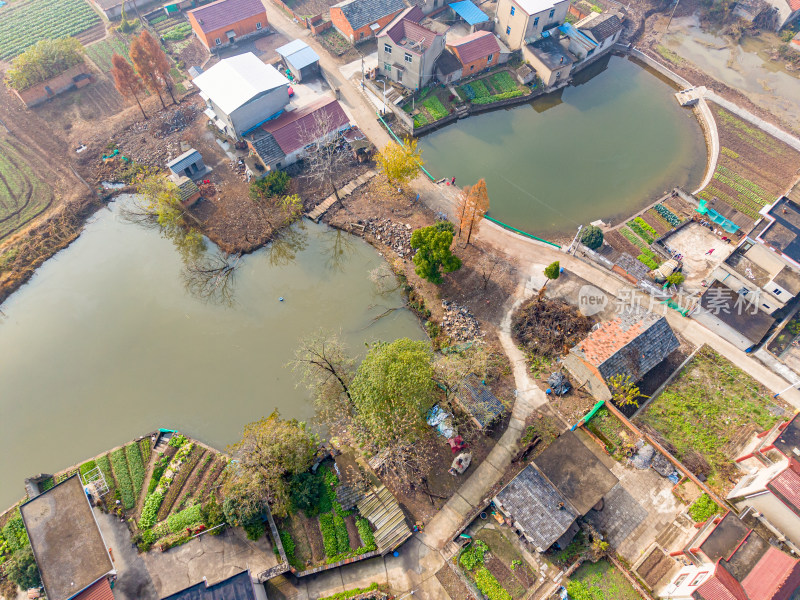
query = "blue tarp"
(450, 0, 489, 25)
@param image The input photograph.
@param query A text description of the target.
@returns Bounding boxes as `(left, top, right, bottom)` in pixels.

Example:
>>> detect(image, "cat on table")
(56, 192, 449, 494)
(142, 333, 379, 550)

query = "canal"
(0, 200, 424, 508)
(419, 55, 707, 239)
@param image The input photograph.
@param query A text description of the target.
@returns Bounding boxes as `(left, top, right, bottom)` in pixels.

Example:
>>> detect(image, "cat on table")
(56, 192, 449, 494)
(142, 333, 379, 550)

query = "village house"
(330, 0, 406, 43)
(247, 96, 351, 173)
(446, 30, 508, 76)
(193, 53, 290, 139)
(563, 309, 679, 401)
(276, 39, 321, 82)
(563, 13, 624, 64)
(11, 62, 92, 108)
(435, 50, 463, 83)
(495, 0, 569, 50)
(494, 430, 618, 552)
(376, 6, 446, 90)
(658, 511, 800, 599)
(89, 0, 153, 19)
(161, 570, 266, 600)
(728, 413, 800, 548)
(525, 34, 574, 87)
(166, 148, 207, 179)
(692, 280, 775, 351)
(187, 0, 268, 50)
(19, 476, 116, 600)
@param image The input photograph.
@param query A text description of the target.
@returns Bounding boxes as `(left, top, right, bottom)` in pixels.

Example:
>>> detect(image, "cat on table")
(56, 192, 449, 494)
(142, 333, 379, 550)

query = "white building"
(193, 52, 290, 138)
(495, 0, 569, 49)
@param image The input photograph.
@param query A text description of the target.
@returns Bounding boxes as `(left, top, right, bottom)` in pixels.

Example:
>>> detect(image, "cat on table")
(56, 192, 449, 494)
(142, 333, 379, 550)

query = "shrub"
(250, 170, 291, 200)
(459, 540, 488, 570)
(110, 448, 135, 509)
(126, 443, 146, 497)
(290, 471, 322, 516)
(169, 434, 187, 448)
(167, 504, 203, 533)
(356, 517, 375, 549)
(140, 492, 164, 529)
(200, 497, 226, 533)
(474, 566, 512, 600)
(5, 546, 40, 590)
(319, 513, 338, 558)
(580, 224, 603, 249)
(333, 514, 350, 554)
(689, 493, 719, 522)
(2, 515, 29, 553)
(280, 530, 297, 565)
(244, 521, 266, 541)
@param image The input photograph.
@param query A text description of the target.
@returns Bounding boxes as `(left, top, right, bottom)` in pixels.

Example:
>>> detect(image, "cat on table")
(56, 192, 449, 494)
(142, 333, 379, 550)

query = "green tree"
(376, 138, 423, 186)
(565, 581, 592, 600)
(607, 374, 647, 408)
(543, 261, 560, 286)
(200, 496, 226, 534)
(5, 546, 41, 590)
(410, 221, 462, 284)
(666, 272, 685, 286)
(222, 411, 318, 518)
(580, 225, 604, 250)
(250, 171, 291, 201)
(5, 38, 84, 91)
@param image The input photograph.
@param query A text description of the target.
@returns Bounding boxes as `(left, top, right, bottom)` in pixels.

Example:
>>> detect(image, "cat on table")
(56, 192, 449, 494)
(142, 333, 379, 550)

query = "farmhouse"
(563, 309, 679, 401)
(376, 6, 445, 90)
(494, 431, 618, 552)
(330, 0, 406, 43)
(447, 30, 507, 75)
(658, 511, 800, 599)
(693, 280, 775, 351)
(495, 0, 569, 49)
(19, 476, 115, 600)
(276, 39, 321, 82)
(187, 0, 268, 50)
(161, 570, 266, 600)
(247, 96, 351, 172)
(434, 50, 463, 83)
(525, 35, 574, 88)
(89, 0, 153, 20)
(11, 62, 91, 108)
(193, 53, 290, 138)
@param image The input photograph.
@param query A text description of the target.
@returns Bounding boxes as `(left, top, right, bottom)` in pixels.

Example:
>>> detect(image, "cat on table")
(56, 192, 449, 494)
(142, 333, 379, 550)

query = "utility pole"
(661, 0, 681, 40)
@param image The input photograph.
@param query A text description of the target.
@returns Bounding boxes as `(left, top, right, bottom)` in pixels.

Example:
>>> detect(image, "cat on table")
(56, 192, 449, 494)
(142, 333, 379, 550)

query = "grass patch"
(85, 35, 131, 72)
(688, 493, 720, 522)
(655, 45, 683, 65)
(0, 139, 52, 241)
(567, 559, 641, 600)
(637, 346, 783, 490)
(586, 407, 633, 461)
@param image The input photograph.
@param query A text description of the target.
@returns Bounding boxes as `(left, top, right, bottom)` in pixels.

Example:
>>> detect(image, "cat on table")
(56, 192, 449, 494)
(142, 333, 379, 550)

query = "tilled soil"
(344, 514, 362, 549)
(435, 564, 477, 600)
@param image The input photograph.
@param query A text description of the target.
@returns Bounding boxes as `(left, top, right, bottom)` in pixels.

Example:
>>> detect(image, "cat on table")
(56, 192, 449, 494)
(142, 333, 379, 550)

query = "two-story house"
(495, 0, 569, 49)
(377, 6, 445, 90)
(564, 12, 624, 62)
(330, 0, 405, 43)
(447, 30, 508, 76)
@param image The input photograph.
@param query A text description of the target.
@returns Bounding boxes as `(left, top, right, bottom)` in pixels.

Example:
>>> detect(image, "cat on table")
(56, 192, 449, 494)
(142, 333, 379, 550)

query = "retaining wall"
(628, 47, 692, 89)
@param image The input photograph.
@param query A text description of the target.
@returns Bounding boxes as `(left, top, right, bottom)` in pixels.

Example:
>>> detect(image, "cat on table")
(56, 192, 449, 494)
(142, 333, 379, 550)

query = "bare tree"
(369, 263, 401, 295)
(299, 110, 351, 203)
(265, 222, 308, 267)
(475, 249, 512, 290)
(322, 228, 355, 272)
(182, 252, 241, 305)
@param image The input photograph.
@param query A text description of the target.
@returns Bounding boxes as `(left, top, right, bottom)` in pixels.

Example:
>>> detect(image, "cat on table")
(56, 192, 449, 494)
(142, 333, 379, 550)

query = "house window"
(506, 25, 511, 34)
(470, 65, 474, 70)
(690, 573, 708, 587)
(673, 575, 688, 587)
(384, 43, 392, 53)
(533, 16, 539, 26)
(360, 31, 364, 38)
(215, 37, 222, 45)
(510, 5, 515, 15)
(487, 53, 493, 61)
(548, 8, 555, 17)
(384, 63, 392, 71)
(405, 52, 413, 63)
(774, 288, 782, 295)
(256, 21, 262, 29)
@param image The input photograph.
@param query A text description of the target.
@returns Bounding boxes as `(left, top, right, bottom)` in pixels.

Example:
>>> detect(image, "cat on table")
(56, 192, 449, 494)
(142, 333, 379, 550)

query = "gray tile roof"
(495, 465, 577, 550)
(161, 571, 256, 600)
(167, 149, 202, 173)
(581, 13, 623, 42)
(333, 0, 405, 31)
(250, 132, 285, 166)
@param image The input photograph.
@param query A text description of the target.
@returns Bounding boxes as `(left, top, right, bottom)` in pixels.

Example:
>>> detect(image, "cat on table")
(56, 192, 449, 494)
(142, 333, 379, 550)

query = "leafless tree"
(369, 263, 401, 295)
(182, 252, 241, 305)
(265, 223, 308, 267)
(475, 249, 513, 290)
(322, 228, 356, 272)
(299, 110, 351, 203)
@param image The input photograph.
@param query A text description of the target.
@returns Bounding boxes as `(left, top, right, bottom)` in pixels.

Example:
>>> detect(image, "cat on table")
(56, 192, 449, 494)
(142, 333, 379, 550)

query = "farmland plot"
(85, 35, 131, 72)
(0, 0, 101, 60)
(0, 138, 53, 241)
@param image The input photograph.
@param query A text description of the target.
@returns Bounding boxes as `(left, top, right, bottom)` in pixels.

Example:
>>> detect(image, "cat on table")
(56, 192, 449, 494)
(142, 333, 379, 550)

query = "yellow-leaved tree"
(376, 138, 423, 186)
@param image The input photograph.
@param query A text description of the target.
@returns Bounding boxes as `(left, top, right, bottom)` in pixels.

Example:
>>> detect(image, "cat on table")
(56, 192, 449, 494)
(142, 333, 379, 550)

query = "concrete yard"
(660, 222, 734, 289)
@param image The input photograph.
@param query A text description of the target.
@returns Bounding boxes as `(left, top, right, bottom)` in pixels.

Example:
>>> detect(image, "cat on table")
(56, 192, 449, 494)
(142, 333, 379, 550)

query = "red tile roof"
(790, 0, 800, 12)
(448, 30, 500, 66)
(767, 459, 800, 516)
(382, 19, 439, 52)
(742, 546, 800, 600)
(261, 97, 349, 155)
(188, 0, 266, 33)
(696, 564, 748, 600)
(73, 578, 114, 600)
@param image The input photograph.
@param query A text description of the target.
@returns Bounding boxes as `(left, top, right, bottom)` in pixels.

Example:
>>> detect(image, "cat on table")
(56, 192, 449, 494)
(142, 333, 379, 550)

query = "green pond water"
(419, 55, 707, 238)
(0, 200, 423, 508)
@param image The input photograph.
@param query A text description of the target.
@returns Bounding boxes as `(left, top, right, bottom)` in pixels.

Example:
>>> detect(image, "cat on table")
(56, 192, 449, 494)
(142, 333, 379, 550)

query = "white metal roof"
(514, 0, 562, 16)
(192, 52, 289, 115)
(275, 39, 320, 70)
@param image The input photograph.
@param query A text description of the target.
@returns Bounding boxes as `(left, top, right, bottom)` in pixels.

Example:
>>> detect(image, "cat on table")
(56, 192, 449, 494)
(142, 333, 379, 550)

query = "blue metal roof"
(276, 39, 320, 70)
(167, 149, 202, 173)
(450, 0, 489, 25)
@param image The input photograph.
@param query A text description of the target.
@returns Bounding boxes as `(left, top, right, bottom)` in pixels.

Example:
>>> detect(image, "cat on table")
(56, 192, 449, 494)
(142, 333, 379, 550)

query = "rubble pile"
(364, 218, 414, 258)
(153, 105, 200, 139)
(441, 300, 482, 342)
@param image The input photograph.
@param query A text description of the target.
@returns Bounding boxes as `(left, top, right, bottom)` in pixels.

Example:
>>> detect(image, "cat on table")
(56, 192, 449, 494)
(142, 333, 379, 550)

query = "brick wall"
(330, 7, 402, 42)
(13, 63, 90, 107)
(189, 11, 268, 49)
(456, 54, 497, 75)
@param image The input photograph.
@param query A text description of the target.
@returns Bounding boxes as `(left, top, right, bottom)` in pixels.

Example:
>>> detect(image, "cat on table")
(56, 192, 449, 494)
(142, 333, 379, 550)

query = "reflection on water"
(419, 55, 706, 237)
(0, 199, 423, 508)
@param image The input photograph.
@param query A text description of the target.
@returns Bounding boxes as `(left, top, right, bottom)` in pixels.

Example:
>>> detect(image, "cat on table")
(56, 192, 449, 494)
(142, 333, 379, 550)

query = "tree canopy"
(410, 221, 462, 284)
(5, 38, 84, 91)
(111, 52, 146, 119)
(457, 179, 490, 245)
(223, 411, 318, 518)
(580, 224, 604, 250)
(544, 261, 560, 282)
(376, 138, 423, 185)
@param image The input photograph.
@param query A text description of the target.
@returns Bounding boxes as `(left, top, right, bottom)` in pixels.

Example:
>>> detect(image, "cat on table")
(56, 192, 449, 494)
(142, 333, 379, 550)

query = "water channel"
(419, 55, 707, 239)
(0, 200, 424, 508)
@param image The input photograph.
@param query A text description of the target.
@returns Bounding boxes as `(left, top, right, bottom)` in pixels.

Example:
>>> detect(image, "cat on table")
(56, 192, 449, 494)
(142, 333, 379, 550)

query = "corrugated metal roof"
(167, 148, 202, 173)
(449, 0, 489, 25)
(188, 0, 266, 33)
(193, 53, 289, 115)
(276, 40, 321, 70)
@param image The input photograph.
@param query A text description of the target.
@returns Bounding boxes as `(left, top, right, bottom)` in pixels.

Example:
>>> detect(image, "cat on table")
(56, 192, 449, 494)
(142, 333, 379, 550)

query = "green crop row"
(422, 95, 448, 120)
(140, 492, 164, 529)
(110, 448, 135, 509)
(490, 71, 518, 93)
(655, 203, 681, 226)
(474, 566, 512, 600)
(472, 90, 524, 104)
(713, 172, 767, 206)
(140, 437, 152, 464)
(319, 513, 338, 558)
(356, 517, 374, 548)
(167, 504, 203, 533)
(634, 217, 657, 238)
(470, 79, 490, 99)
(720, 146, 739, 159)
(638, 254, 658, 270)
(333, 514, 350, 554)
(126, 443, 146, 498)
(716, 165, 768, 198)
(96, 454, 116, 493)
(627, 220, 654, 244)
(620, 226, 648, 250)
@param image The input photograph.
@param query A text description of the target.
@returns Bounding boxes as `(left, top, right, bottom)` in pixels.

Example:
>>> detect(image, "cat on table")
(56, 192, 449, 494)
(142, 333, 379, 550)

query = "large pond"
(0, 200, 423, 508)
(419, 55, 707, 238)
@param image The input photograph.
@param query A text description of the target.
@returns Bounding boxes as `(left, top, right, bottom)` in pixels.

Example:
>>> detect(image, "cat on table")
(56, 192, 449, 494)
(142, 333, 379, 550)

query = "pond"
(419, 55, 706, 239)
(0, 199, 424, 509)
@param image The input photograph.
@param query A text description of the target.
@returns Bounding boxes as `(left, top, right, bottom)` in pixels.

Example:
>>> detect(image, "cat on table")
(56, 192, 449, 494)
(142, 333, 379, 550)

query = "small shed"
(171, 175, 202, 207)
(455, 374, 506, 429)
(276, 39, 321, 82)
(167, 148, 206, 179)
(449, 0, 490, 31)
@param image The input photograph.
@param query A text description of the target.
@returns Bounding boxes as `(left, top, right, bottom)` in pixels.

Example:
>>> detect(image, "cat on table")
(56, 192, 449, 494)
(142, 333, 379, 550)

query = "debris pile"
(364, 218, 414, 258)
(441, 300, 482, 341)
(512, 297, 594, 358)
(153, 105, 200, 138)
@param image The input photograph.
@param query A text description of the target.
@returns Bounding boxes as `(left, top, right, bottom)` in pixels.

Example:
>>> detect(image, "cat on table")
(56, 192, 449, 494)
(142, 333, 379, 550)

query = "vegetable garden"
(85, 35, 131, 72)
(0, 138, 53, 243)
(458, 530, 539, 600)
(0, 0, 100, 60)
